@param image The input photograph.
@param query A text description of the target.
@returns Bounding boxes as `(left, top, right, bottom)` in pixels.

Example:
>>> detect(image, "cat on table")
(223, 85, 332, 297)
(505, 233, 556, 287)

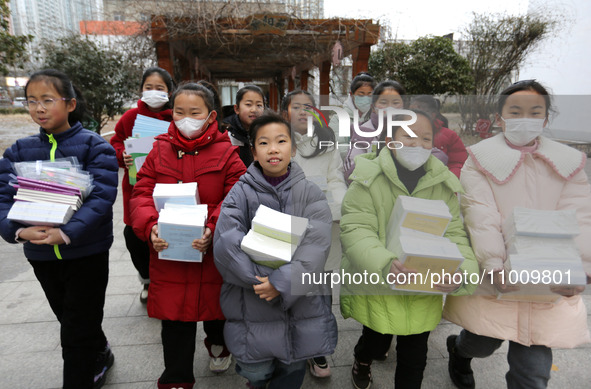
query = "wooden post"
(155, 42, 173, 76)
(300, 71, 309, 91)
(319, 60, 331, 107)
(269, 82, 278, 111)
(351, 44, 371, 76)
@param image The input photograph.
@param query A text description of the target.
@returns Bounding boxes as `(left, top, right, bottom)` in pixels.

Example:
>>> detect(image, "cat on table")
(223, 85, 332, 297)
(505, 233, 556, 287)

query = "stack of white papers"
(499, 254, 587, 303)
(503, 207, 579, 240)
(241, 205, 309, 269)
(152, 182, 200, 212)
(241, 230, 297, 269)
(131, 115, 170, 138)
(7, 201, 75, 226)
(387, 196, 452, 237)
(157, 204, 208, 262)
(501, 207, 583, 303)
(252, 205, 308, 245)
(386, 196, 462, 294)
(124, 136, 155, 185)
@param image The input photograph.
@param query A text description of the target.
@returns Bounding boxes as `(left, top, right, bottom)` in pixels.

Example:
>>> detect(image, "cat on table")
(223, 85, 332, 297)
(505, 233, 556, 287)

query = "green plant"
(369, 36, 474, 95)
(43, 34, 142, 133)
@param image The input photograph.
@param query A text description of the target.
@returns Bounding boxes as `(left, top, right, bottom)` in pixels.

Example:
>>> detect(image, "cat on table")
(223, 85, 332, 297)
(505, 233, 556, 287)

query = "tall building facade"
(102, 0, 324, 22)
(9, 0, 103, 41)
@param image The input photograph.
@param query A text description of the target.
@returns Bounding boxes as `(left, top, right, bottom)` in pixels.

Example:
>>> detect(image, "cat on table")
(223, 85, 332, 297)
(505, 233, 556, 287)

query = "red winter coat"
(109, 100, 173, 226)
(433, 121, 467, 178)
(129, 120, 246, 322)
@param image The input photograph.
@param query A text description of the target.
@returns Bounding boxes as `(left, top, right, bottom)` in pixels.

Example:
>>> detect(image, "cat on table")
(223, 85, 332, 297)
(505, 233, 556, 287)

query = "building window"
(114, 13, 124, 21)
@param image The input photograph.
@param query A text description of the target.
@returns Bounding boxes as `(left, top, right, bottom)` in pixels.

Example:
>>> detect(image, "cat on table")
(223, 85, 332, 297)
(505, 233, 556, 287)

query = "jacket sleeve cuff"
(15, 228, 26, 243)
(58, 229, 71, 245)
(145, 221, 158, 243)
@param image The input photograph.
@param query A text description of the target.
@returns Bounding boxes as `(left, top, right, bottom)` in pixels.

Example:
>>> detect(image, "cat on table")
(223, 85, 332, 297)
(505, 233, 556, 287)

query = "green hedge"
(440, 102, 459, 113)
(0, 108, 29, 115)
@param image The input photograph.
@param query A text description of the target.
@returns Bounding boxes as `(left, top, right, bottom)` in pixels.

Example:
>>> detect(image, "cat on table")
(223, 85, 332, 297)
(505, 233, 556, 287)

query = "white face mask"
(141, 90, 169, 109)
(175, 113, 211, 139)
(502, 117, 546, 147)
(394, 146, 431, 171)
(354, 95, 372, 113)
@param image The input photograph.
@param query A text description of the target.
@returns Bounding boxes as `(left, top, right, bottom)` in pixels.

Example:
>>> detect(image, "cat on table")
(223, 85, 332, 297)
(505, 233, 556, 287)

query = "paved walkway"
(1, 168, 590, 389)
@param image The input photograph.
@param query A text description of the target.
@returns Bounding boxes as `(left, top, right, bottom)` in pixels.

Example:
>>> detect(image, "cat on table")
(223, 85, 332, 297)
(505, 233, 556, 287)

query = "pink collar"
(505, 138, 539, 153)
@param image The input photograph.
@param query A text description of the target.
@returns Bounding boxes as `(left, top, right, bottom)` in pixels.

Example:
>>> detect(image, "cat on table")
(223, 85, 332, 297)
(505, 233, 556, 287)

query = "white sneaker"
(209, 344, 232, 373)
(139, 284, 149, 304)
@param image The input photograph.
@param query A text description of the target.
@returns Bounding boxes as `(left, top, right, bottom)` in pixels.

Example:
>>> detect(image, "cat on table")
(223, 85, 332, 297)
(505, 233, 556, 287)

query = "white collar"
(468, 134, 586, 184)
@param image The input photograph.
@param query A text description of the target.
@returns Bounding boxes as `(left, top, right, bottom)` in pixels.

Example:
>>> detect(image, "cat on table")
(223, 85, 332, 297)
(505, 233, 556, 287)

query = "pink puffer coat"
(444, 134, 591, 348)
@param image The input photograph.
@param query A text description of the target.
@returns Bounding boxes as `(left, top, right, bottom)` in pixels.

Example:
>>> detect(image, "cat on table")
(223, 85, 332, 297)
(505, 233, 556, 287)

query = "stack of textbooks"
(131, 115, 170, 138)
(501, 207, 587, 303)
(124, 136, 154, 185)
(241, 205, 308, 269)
(152, 182, 200, 212)
(7, 158, 94, 226)
(125, 115, 170, 184)
(386, 196, 463, 294)
(157, 203, 208, 262)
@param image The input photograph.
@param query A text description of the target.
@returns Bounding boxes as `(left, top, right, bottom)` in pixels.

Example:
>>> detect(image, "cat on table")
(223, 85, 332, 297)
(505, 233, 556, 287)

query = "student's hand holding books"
(21, 226, 65, 245)
(18, 226, 49, 242)
(253, 276, 280, 301)
(389, 259, 416, 285)
(123, 151, 134, 169)
(433, 271, 463, 294)
(191, 227, 212, 254)
(550, 285, 585, 297)
(151, 224, 168, 252)
(490, 268, 520, 293)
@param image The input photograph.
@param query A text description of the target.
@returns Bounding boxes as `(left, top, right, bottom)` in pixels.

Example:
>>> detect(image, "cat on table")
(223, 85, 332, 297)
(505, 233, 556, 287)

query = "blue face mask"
(354, 95, 372, 113)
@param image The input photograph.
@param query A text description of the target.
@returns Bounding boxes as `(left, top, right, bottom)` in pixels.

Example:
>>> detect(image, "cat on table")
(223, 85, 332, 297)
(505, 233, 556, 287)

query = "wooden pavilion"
(150, 14, 380, 109)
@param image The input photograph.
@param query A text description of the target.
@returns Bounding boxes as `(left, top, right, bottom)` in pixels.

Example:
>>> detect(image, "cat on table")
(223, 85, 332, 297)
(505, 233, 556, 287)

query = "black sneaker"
(308, 356, 332, 378)
(447, 335, 475, 389)
(94, 343, 115, 388)
(351, 358, 372, 389)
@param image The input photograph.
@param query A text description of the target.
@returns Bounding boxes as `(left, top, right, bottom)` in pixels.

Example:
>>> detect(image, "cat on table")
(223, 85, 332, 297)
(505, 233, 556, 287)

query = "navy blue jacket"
(0, 122, 118, 260)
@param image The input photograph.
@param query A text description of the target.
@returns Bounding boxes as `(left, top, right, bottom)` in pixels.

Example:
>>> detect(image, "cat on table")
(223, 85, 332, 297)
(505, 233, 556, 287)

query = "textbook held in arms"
(500, 207, 585, 303)
(241, 205, 309, 269)
(152, 182, 200, 213)
(157, 204, 208, 262)
(386, 196, 462, 294)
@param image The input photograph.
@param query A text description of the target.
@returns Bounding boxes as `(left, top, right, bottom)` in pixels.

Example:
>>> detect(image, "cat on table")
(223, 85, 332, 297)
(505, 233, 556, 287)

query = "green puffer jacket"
(340, 150, 478, 335)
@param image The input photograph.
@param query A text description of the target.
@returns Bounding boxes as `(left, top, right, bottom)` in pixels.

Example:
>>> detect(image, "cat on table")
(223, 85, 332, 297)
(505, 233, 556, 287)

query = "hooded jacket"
(443, 134, 591, 348)
(0, 122, 118, 260)
(129, 120, 246, 322)
(340, 150, 479, 335)
(213, 162, 337, 364)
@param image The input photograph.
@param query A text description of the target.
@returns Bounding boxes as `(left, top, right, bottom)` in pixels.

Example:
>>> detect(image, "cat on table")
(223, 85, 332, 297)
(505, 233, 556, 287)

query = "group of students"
(0, 66, 589, 389)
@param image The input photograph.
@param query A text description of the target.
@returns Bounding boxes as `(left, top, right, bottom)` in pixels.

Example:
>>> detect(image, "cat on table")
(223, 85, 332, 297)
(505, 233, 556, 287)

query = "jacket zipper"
(46, 133, 63, 260)
(47, 133, 58, 163)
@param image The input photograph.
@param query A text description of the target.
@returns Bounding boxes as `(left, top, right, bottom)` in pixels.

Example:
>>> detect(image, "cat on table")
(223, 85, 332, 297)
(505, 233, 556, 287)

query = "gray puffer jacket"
(213, 162, 337, 364)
